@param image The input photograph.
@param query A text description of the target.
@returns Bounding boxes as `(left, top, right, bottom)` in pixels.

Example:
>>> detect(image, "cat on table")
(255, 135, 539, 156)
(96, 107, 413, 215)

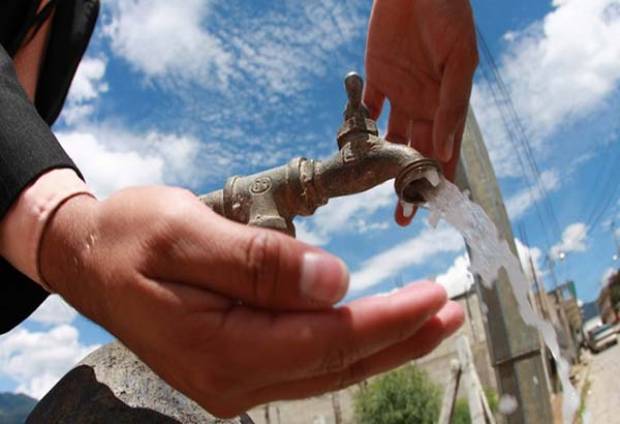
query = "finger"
(246, 301, 464, 404)
(410, 120, 434, 157)
(394, 202, 417, 227)
(155, 206, 349, 311)
(393, 120, 433, 227)
(433, 41, 477, 162)
(363, 81, 386, 120)
(441, 118, 466, 182)
(216, 281, 448, 388)
(385, 104, 410, 144)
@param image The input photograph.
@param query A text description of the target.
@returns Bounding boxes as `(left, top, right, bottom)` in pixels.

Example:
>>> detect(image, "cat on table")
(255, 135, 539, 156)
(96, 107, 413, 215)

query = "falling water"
(420, 173, 579, 424)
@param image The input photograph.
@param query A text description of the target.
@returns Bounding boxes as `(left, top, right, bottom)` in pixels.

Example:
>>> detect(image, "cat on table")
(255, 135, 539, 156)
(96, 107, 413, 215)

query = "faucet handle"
(343, 72, 370, 120)
(338, 72, 378, 149)
(344, 72, 364, 112)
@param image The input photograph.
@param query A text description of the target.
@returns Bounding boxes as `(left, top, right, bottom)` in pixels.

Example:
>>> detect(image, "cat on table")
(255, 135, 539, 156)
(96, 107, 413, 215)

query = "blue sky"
(1, 0, 619, 398)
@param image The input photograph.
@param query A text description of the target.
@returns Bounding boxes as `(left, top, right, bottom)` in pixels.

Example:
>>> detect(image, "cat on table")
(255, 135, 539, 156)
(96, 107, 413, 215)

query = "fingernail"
(300, 252, 349, 304)
(443, 132, 455, 161)
(395, 203, 416, 227)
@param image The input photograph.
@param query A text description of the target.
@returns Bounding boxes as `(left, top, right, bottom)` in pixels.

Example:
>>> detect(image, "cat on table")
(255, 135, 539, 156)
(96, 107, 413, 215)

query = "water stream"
(419, 173, 579, 423)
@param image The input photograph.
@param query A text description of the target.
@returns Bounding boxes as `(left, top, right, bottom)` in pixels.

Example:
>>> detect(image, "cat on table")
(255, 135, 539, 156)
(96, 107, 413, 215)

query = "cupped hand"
(39, 187, 463, 417)
(364, 0, 478, 225)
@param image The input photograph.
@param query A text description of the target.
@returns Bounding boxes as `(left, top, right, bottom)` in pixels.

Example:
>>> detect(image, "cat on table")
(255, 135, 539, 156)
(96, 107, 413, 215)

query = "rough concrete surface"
(584, 341, 620, 423)
(27, 342, 253, 424)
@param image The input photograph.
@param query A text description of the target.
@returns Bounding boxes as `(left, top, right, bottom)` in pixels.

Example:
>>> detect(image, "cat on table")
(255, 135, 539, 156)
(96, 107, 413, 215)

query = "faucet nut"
(394, 160, 442, 205)
(336, 117, 379, 149)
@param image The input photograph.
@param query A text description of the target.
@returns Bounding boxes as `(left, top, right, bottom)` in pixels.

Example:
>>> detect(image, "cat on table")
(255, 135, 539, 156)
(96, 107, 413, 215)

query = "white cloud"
(0, 325, 99, 399)
(96, 1, 369, 178)
(102, 0, 366, 97)
(435, 254, 474, 299)
(295, 220, 329, 246)
(515, 238, 546, 285)
(299, 181, 394, 243)
(28, 296, 78, 327)
(56, 126, 233, 198)
(60, 57, 109, 126)
(103, 0, 233, 88)
(470, 87, 520, 178)
(506, 170, 560, 220)
(472, 0, 620, 177)
(355, 219, 390, 234)
(550, 222, 589, 260)
(67, 57, 109, 103)
(504, 0, 620, 133)
(294, 180, 400, 244)
(351, 225, 464, 292)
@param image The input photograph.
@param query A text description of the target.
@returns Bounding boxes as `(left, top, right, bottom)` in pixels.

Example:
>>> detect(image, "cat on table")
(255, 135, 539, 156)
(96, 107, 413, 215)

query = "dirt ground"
(583, 341, 620, 423)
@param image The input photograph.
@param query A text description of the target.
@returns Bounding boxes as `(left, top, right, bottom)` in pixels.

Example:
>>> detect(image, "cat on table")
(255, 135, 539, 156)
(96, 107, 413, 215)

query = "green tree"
(450, 388, 498, 424)
(609, 270, 620, 311)
(353, 365, 441, 424)
(452, 399, 472, 424)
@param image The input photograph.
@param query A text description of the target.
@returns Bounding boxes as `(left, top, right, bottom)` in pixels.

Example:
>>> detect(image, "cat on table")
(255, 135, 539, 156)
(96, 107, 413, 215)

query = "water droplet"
(401, 201, 415, 218)
(499, 394, 518, 416)
(424, 168, 441, 187)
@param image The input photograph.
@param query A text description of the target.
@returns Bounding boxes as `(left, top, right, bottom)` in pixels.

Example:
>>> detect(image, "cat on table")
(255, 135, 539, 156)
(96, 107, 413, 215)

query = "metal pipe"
(199, 73, 441, 237)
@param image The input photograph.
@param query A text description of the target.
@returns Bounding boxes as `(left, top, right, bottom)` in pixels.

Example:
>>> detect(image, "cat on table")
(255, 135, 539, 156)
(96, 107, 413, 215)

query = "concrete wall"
(248, 290, 497, 424)
(249, 389, 359, 424)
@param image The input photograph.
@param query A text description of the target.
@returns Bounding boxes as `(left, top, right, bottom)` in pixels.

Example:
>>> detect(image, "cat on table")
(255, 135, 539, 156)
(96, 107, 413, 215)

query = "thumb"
(163, 211, 350, 310)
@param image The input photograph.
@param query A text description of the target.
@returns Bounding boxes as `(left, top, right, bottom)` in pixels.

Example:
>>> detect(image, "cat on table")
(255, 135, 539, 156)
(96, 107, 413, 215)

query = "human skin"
(10, 0, 477, 417)
(365, 0, 479, 225)
(39, 189, 464, 417)
(13, 0, 54, 100)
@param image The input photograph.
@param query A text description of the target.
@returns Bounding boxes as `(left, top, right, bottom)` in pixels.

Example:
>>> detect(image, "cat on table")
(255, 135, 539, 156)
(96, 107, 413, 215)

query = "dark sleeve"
(0, 45, 83, 217)
(0, 45, 81, 334)
(0, 257, 48, 334)
(0, 0, 100, 334)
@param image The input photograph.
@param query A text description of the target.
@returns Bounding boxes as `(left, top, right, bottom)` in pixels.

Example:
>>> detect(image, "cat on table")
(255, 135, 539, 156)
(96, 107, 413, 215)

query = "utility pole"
(455, 108, 553, 423)
(611, 221, 620, 261)
(546, 255, 578, 361)
(528, 255, 547, 319)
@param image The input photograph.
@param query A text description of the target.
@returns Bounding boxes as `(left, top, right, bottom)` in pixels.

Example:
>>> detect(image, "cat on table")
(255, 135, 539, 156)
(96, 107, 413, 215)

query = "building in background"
(546, 282, 582, 361)
(598, 269, 620, 325)
(248, 283, 498, 424)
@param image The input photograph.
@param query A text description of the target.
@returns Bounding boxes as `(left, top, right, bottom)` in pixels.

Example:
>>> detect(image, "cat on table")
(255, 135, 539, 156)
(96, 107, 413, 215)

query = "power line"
(583, 133, 620, 230)
(475, 28, 562, 252)
(477, 30, 563, 239)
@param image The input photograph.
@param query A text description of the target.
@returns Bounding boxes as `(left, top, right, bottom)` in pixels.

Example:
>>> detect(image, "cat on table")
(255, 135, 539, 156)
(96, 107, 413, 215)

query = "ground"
(584, 341, 620, 423)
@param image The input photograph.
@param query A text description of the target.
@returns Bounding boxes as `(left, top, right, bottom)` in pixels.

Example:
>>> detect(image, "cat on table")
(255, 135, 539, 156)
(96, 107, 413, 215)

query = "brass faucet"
(199, 72, 440, 237)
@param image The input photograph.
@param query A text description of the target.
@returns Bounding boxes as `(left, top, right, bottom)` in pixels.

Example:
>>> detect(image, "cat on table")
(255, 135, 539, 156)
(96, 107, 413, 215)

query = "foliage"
(353, 365, 441, 424)
(484, 387, 499, 413)
(576, 378, 592, 424)
(0, 392, 37, 424)
(610, 273, 620, 309)
(449, 387, 498, 424)
(452, 399, 471, 424)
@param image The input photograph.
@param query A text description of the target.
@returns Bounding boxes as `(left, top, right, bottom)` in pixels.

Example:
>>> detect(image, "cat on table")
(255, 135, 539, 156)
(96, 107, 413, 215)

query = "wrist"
(38, 193, 102, 318)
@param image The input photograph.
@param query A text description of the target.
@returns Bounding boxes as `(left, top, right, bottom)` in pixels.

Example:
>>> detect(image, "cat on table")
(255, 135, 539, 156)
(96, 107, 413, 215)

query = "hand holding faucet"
(365, 0, 479, 225)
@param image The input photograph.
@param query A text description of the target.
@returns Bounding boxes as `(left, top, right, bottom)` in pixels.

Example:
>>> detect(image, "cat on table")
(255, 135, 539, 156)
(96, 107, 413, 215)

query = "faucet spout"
(315, 133, 439, 203)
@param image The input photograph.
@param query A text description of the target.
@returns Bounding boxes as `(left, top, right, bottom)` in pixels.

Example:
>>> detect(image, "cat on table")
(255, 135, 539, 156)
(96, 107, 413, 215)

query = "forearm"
(0, 43, 87, 331)
(38, 192, 103, 320)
